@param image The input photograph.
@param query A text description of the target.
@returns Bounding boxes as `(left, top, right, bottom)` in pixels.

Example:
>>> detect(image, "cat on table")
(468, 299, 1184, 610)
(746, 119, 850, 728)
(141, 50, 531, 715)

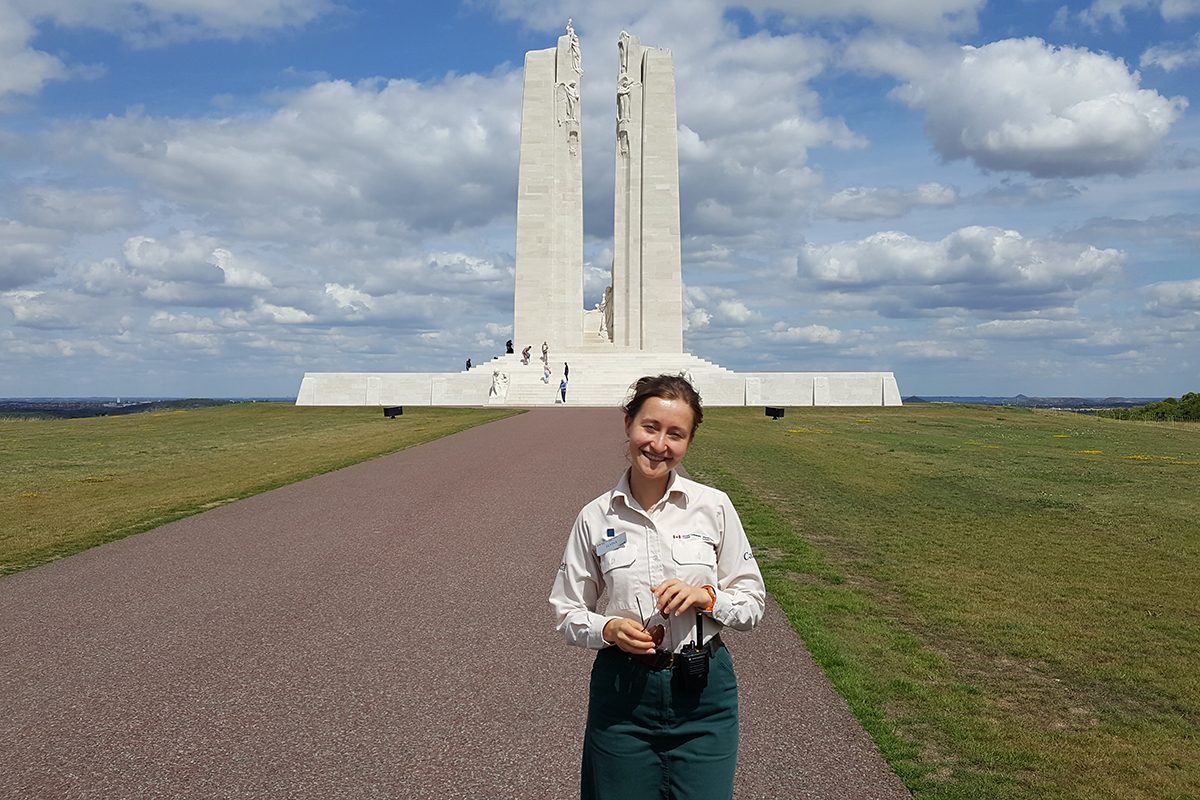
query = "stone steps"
(465, 351, 743, 406)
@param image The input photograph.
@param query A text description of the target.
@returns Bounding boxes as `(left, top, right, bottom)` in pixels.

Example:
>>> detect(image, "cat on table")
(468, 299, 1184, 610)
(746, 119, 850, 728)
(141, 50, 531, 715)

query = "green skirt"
(581, 643, 739, 800)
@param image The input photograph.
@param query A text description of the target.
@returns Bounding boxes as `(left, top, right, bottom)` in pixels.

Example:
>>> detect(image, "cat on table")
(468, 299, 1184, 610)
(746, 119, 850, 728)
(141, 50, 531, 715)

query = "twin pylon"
(512, 25, 684, 355)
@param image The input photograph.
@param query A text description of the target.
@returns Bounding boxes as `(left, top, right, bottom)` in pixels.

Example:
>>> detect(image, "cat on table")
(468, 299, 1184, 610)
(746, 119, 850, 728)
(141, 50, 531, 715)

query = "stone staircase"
(464, 351, 738, 407)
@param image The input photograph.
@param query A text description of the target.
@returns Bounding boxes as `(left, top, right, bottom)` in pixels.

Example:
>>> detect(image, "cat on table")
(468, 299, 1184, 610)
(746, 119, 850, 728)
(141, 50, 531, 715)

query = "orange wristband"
(702, 584, 716, 613)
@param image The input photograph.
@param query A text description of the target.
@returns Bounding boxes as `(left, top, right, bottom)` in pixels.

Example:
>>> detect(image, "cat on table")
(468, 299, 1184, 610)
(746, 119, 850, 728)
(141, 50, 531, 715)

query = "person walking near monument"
(559, 377, 568, 403)
(465, 358, 472, 371)
(549, 375, 765, 800)
(564, 362, 570, 381)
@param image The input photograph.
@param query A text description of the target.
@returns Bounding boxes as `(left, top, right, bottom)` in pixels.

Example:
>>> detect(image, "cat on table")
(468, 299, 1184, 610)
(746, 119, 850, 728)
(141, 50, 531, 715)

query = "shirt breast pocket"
(600, 543, 638, 574)
(672, 539, 717, 571)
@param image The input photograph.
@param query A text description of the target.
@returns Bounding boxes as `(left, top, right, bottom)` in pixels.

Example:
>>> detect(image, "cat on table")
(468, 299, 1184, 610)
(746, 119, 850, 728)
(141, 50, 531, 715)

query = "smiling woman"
(549, 374, 766, 800)
(623, 387, 697, 499)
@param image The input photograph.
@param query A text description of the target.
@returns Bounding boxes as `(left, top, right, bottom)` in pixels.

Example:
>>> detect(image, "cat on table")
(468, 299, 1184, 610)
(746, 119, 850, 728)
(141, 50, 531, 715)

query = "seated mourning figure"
(489, 370, 511, 402)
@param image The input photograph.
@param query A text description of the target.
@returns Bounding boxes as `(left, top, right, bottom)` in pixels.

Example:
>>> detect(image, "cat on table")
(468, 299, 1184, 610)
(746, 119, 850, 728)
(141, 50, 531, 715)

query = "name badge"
(595, 532, 627, 557)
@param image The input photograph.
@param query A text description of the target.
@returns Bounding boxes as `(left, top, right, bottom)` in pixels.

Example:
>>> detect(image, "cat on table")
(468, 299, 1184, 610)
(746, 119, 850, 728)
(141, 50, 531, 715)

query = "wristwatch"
(702, 584, 716, 613)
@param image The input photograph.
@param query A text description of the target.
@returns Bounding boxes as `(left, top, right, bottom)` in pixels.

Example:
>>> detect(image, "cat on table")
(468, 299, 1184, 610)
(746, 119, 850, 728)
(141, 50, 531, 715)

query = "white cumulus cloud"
(11, 0, 335, 46)
(81, 74, 523, 243)
(766, 323, 844, 344)
(741, 0, 985, 32)
(685, 285, 761, 328)
(123, 232, 223, 281)
(820, 182, 957, 220)
(0, 288, 98, 329)
(1141, 33, 1200, 71)
(210, 248, 272, 290)
(1, 0, 335, 105)
(794, 226, 1125, 315)
(0, 220, 64, 289)
(16, 188, 143, 232)
(1144, 278, 1200, 315)
(489, 0, 984, 34)
(325, 283, 374, 314)
(0, 3, 68, 105)
(974, 318, 1089, 338)
(1078, 0, 1200, 30)
(851, 36, 1187, 177)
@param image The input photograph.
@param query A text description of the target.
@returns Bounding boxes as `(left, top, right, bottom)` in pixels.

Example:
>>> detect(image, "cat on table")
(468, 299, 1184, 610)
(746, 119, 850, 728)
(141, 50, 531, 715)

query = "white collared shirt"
(549, 469, 766, 653)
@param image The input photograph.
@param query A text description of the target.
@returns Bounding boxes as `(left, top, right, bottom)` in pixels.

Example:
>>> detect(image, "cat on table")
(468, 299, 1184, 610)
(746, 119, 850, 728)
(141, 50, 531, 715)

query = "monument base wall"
(742, 372, 903, 407)
(296, 354, 901, 408)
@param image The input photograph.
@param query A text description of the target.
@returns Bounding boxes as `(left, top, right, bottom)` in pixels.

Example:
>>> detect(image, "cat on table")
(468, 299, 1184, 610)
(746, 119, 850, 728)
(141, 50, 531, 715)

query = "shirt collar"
(610, 469, 693, 514)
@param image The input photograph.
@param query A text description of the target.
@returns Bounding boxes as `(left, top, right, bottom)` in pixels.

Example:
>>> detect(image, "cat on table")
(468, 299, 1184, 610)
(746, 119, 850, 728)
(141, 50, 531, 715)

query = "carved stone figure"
(616, 66, 639, 159)
(565, 79, 579, 122)
(567, 19, 581, 75)
(596, 296, 607, 328)
(597, 284, 614, 337)
(616, 73, 633, 123)
(556, 79, 580, 126)
(618, 30, 631, 75)
(603, 285, 614, 336)
(489, 369, 510, 402)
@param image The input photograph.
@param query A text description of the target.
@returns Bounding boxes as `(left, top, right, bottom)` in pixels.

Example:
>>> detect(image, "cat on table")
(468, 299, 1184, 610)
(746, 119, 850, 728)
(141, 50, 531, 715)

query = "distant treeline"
(1098, 392, 1200, 421)
(0, 398, 245, 420)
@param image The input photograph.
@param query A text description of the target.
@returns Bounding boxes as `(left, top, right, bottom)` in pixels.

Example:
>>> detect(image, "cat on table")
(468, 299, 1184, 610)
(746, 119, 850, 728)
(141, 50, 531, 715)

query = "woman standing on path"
(549, 375, 765, 800)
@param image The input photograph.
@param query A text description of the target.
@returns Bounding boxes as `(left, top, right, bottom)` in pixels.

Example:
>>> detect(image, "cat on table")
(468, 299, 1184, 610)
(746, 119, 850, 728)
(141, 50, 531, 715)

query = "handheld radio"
(678, 609, 710, 690)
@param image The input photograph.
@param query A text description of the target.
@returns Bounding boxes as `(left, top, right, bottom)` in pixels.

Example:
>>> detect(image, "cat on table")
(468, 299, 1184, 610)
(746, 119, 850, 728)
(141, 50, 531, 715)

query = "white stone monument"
(611, 32, 683, 353)
(513, 20, 584, 353)
(296, 25, 902, 408)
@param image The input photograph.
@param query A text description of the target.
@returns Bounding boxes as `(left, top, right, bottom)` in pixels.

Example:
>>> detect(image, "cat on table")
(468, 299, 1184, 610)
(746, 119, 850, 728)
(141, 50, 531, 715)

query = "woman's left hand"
(652, 579, 711, 617)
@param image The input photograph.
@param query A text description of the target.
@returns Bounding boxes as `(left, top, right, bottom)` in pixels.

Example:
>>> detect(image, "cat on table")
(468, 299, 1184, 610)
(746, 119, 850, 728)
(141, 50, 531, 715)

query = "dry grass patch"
(1, 404, 519, 574)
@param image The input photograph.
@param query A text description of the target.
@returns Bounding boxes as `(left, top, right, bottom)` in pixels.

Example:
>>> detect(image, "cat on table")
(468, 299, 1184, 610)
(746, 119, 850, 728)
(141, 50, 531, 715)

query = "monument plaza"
(297, 26, 902, 408)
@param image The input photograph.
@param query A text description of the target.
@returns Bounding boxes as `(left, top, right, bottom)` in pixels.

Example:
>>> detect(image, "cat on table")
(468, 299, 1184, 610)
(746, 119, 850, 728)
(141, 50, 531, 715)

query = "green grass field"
(0, 404, 518, 575)
(2, 402, 1195, 798)
(685, 405, 1199, 800)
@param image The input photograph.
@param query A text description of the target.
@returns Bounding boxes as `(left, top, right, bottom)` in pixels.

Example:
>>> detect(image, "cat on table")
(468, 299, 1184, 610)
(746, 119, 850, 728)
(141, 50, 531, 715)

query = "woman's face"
(625, 395, 695, 484)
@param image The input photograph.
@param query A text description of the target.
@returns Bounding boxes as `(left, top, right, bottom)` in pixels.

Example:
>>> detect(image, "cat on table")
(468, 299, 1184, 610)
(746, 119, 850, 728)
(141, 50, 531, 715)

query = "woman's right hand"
(603, 618, 656, 655)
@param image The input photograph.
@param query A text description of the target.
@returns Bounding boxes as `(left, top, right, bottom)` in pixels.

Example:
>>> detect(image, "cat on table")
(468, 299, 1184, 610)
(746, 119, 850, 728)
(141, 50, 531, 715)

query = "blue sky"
(1, 0, 1197, 398)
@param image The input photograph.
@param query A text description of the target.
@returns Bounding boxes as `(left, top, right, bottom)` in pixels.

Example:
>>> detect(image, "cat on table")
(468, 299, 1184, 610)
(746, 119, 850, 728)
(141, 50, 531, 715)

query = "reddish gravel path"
(0, 409, 909, 799)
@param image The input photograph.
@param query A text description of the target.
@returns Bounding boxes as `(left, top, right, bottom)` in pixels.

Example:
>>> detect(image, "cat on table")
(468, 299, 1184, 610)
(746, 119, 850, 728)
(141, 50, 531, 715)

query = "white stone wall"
(744, 372, 902, 407)
(298, 373, 436, 406)
(298, 363, 901, 408)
